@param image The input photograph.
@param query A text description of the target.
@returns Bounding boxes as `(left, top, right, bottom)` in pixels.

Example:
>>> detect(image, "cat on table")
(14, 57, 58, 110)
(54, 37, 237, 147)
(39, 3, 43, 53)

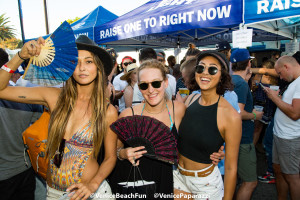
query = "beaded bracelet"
(116, 147, 124, 161)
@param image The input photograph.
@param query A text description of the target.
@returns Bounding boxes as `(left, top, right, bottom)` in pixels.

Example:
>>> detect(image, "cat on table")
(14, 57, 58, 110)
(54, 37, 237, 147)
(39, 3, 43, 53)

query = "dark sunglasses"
(195, 65, 219, 75)
(123, 62, 132, 67)
(138, 80, 163, 90)
(53, 139, 66, 168)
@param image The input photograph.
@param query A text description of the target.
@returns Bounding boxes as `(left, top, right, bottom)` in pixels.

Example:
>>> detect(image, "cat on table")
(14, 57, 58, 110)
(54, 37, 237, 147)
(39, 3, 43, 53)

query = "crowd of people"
(0, 35, 299, 200)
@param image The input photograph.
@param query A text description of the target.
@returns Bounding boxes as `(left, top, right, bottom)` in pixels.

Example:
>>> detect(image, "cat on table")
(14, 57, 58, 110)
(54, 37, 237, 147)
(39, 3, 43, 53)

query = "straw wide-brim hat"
(120, 63, 139, 81)
(75, 35, 113, 76)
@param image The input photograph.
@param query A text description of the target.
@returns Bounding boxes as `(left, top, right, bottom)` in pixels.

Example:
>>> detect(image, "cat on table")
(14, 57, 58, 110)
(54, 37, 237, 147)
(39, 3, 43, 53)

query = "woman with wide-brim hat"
(120, 63, 139, 108)
(0, 35, 118, 200)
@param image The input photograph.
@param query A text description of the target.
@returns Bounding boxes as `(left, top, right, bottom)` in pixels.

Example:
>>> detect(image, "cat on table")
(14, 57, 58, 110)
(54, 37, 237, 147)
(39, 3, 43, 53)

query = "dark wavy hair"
(188, 51, 233, 95)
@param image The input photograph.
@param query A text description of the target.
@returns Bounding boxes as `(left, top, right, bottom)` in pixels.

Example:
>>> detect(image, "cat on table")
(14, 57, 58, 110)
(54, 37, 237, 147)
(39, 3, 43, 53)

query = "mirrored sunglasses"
(195, 65, 219, 75)
(138, 80, 163, 90)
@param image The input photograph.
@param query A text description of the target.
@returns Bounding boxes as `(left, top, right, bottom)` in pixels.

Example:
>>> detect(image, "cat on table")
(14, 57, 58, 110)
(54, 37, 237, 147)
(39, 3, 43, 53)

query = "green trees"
(0, 14, 16, 41)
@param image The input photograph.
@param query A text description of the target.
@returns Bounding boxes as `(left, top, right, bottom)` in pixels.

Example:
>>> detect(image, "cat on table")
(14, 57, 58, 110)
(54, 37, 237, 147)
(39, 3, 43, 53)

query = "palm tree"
(0, 14, 16, 41)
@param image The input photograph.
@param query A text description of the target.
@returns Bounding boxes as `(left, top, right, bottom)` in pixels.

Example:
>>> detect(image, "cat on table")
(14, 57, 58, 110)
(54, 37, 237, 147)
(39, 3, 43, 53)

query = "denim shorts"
(273, 135, 300, 174)
(173, 164, 223, 200)
(46, 180, 113, 200)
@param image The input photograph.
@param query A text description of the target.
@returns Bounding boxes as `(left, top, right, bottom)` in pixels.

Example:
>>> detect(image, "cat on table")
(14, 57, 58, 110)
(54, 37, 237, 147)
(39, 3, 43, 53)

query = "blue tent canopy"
(93, 0, 293, 50)
(25, 5, 118, 42)
(71, 6, 118, 40)
(244, 0, 300, 40)
(95, 0, 243, 49)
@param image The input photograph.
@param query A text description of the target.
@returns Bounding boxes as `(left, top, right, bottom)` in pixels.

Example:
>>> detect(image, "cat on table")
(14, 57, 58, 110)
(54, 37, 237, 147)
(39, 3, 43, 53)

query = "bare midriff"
(178, 153, 212, 171)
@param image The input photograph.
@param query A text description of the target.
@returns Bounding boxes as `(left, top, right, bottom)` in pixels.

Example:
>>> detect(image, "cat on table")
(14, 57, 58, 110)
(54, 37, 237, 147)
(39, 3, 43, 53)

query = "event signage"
(232, 29, 253, 48)
(95, 0, 242, 44)
(244, 0, 300, 24)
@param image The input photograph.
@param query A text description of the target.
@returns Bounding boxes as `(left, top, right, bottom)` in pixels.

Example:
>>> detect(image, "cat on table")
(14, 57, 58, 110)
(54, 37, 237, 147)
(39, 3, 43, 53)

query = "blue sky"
(0, 0, 149, 40)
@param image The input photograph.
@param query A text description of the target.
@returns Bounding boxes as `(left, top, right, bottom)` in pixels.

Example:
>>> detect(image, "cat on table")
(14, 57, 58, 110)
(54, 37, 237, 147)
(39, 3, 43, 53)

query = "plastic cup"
(270, 85, 279, 91)
(179, 88, 190, 97)
(254, 105, 264, 112)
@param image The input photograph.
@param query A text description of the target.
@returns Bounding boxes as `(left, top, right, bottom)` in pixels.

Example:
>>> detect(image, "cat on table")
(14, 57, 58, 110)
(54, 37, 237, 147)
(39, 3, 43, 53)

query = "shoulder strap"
(172, 100, 175, 126)
(130, 107, 135, 116)
(188, 93, 198, 106)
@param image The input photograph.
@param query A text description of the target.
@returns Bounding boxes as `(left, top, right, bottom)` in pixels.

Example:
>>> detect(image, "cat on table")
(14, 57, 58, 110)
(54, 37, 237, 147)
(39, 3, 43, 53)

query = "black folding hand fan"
(110, 115, 177, 164)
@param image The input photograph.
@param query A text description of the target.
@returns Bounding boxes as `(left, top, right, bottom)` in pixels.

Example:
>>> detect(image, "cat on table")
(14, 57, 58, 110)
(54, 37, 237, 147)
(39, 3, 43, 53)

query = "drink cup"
(179, 88, 190, 97)
(270, 85, 279, 91)
(254, 105, 264, 112)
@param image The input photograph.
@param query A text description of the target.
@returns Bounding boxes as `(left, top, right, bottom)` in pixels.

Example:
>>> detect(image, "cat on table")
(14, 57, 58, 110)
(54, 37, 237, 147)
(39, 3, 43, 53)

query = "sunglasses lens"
(151, 81, 162, 88)
(196, 65, 205, 74)
(139, 83, 148, 90)
(208, 67, 219, 75)
(124, 62, 132, 66)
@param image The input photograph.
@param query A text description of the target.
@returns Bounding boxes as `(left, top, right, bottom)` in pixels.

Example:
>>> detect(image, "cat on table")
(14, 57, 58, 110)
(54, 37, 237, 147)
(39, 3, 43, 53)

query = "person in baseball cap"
(216, 41, 231, 61)
(230, 48, 254, 64)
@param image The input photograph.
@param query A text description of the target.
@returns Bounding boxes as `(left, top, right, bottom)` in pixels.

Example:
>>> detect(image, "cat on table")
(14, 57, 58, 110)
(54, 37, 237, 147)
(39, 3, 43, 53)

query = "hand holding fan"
(110, 115, 178, 164)
(23, 21, 78, 86)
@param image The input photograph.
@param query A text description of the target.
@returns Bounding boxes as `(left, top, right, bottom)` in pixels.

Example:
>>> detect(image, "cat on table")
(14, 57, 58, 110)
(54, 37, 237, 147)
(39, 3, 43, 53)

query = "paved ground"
(251, 144, 278, 200)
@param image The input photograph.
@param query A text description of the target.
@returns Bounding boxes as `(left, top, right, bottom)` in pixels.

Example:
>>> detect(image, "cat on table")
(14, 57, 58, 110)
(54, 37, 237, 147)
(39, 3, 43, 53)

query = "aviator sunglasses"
(53, 139, 66, 168)
(138, 80, 163, 90)
(123, 62, 132, 67)
(195, 64, 219, 75)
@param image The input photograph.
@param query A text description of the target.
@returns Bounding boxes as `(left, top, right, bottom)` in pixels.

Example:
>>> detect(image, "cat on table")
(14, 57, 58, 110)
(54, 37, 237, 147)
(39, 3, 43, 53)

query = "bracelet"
(17, 51, 26, 61)
(1, 64, 15, 73)
(116, 147, 124, 161)
(252, 112, 256, 120)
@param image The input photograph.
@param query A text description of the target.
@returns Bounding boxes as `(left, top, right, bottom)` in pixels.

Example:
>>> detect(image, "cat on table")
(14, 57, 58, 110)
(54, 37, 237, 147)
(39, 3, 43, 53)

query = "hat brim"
(120, 70, 136, 81)
(197, 51, 229, 72)
(76, 43, 113, 76)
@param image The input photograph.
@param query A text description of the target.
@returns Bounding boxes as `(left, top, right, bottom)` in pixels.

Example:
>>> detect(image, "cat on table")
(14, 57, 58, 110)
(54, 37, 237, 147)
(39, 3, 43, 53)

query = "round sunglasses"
(138, 80, 163, 90)
(195, 65, 219, 75)
(123, 62, 132, 67)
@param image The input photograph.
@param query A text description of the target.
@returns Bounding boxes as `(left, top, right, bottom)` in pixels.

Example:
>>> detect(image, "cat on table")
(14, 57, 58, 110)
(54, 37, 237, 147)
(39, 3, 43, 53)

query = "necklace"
(144, 102, 166, 114)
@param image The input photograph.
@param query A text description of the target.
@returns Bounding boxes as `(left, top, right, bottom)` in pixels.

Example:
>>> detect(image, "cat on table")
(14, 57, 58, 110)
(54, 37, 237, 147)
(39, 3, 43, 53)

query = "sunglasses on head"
(53, 139, 66, 168)
(138, 80, 163, 90)
(123, 62, 132, 67)
(195, 65, 219, 75)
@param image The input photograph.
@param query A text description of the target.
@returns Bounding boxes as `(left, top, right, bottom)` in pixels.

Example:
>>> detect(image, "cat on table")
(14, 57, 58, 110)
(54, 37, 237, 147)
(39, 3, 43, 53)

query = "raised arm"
(0, 38, 60, 108)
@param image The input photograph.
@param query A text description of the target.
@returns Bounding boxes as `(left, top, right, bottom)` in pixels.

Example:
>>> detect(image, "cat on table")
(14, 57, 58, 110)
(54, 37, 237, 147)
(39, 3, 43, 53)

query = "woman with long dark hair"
(0, 35, 118, 200)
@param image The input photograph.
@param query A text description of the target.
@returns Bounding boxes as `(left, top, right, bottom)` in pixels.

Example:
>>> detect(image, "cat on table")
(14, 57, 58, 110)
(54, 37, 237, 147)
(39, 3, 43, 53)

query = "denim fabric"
(263, 118, 274, 173)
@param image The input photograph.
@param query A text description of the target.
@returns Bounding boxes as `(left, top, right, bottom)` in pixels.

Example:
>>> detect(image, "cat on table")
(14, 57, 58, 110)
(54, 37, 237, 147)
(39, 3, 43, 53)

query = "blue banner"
(245, 0, 300, 24)
(95, 0, 242, 44)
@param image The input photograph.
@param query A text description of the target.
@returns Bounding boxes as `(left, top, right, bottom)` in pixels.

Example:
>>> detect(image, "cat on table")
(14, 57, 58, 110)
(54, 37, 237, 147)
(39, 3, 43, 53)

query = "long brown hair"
(46, 53, 108, 159)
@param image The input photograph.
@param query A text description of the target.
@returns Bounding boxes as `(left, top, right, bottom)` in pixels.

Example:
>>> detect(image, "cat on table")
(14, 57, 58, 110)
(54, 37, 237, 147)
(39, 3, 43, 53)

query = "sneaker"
(258, 172, 276, 184)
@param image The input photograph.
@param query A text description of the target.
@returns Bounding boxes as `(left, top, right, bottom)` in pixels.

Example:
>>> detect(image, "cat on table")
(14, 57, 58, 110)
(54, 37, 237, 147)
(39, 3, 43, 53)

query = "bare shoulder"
(185, 93, 200, 107)
(106, 104, 118, 123)
(119, 107, 135, 118)
(173, 100, 186, 114)
(219, 97, 241, 123)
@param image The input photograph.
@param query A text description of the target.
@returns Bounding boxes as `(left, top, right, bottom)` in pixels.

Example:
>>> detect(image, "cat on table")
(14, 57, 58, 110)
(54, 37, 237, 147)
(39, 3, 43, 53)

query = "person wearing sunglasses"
(109, 59, 186, 198)
(0, 35, 118, 200)
(119, 63, 139, 108)
(113, 56, 134, 113)
(174, 51, 242, 200)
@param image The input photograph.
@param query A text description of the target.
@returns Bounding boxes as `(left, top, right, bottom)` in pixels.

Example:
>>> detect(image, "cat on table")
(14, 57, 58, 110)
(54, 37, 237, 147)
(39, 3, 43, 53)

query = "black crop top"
(177, 95, 224, 164)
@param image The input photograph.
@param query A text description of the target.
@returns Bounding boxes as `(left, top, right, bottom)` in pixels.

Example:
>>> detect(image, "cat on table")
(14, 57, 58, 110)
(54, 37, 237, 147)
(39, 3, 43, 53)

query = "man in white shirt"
(264, 55, 300, 200)
(113, 56, 133, 112)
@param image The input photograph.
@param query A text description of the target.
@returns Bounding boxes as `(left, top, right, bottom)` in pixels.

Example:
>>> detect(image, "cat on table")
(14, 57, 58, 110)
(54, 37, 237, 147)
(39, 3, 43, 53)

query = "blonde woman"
(0, 35, 118, 200)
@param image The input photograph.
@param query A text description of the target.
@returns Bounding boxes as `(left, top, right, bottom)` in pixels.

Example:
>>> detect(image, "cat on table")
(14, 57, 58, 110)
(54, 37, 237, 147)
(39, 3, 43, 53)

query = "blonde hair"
(137, 59, 167, 83)
(46, 53, 107, 159)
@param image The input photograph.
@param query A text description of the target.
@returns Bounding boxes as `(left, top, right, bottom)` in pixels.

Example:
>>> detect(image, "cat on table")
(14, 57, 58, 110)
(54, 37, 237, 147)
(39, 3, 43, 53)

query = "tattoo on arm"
(18, 96, 26, 99)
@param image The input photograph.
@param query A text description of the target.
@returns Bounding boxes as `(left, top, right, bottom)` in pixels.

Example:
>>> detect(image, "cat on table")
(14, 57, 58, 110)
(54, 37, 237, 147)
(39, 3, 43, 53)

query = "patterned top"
(50, 122, 93, 191)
